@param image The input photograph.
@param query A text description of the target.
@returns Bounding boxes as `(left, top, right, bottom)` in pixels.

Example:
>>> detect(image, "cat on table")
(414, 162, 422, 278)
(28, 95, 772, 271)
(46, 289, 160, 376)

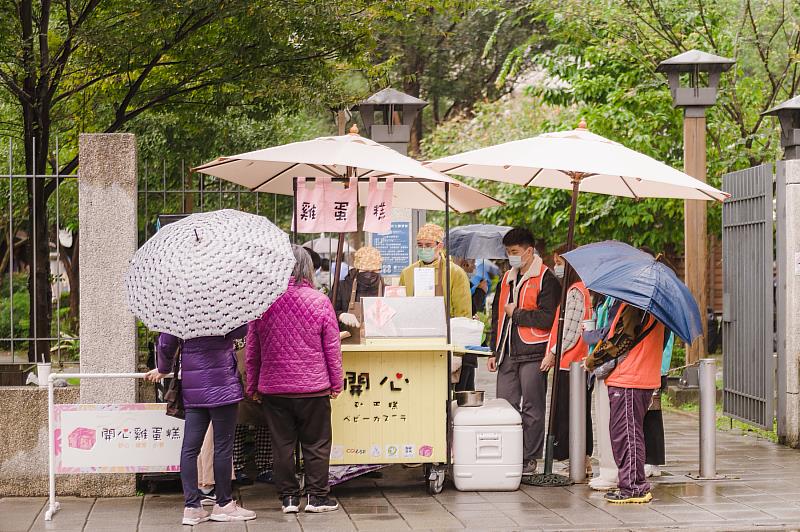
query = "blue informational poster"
(372, 221, 411, 276)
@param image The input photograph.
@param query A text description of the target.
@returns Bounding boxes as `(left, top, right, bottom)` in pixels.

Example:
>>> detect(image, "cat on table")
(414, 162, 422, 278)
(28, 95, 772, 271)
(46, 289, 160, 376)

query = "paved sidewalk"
(6, 409, 800, 531)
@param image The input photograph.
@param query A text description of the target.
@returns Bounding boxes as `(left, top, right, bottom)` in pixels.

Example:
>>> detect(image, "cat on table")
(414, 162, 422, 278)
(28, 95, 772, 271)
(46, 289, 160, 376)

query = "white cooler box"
(452, 398, 522, 491)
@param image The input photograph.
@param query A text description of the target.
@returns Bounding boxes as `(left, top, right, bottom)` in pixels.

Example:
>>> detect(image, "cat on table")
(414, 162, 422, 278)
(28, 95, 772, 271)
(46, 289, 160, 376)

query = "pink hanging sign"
(363, 177, 394, 234)
(324, 176, 358, 233)
(294, 178, 326, 233)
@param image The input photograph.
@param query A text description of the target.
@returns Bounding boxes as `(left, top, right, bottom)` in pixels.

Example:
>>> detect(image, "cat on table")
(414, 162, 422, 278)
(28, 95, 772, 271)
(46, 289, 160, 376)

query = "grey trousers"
(497, 359, 548, 461)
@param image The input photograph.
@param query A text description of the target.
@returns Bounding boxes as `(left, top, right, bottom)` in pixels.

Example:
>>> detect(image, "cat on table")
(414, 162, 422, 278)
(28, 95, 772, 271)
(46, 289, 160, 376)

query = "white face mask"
(554, 264, 565, 278)
(508, 255, 523, 268)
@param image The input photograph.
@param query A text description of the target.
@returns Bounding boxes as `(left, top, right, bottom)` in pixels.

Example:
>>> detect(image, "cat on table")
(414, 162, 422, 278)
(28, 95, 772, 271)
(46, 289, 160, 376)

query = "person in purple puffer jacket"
(146, 325, 256, 525)
(246, 244, 343, 515)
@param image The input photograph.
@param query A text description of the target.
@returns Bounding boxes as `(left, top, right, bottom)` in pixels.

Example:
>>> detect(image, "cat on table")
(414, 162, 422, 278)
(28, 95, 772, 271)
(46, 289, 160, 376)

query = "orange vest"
(546, 281, 593, 370)
(605, 303, 664, 390)
(495, 262, 551, 350)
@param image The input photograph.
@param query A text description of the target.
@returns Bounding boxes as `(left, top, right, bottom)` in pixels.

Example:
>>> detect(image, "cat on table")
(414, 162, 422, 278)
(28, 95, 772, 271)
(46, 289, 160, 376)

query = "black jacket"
(332, 269, 383, 318)
(491, 267, 561, 363)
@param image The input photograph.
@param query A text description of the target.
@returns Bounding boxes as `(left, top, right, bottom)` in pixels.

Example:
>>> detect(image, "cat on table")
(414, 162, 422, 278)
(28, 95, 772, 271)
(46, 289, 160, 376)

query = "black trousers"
(262, 395, 332, 498)
(644, 409, 665, 465)
(552, 369, 594, 461)
(455, 365, 476, 392)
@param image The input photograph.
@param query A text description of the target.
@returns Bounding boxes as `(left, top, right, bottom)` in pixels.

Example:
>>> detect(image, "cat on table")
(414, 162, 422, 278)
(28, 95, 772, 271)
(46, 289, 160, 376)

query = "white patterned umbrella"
(125, 209, 295, 339)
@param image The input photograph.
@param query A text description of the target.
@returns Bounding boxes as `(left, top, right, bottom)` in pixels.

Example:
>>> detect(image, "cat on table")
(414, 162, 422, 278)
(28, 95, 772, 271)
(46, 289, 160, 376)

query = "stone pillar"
(778, 159, 800, 446)
(78, 134, 138, 404)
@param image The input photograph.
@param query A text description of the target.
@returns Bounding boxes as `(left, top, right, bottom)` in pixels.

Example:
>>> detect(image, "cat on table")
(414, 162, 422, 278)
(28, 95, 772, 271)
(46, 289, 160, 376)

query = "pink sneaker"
(209, 501, 256, 522)
(182, 506, 210, 525)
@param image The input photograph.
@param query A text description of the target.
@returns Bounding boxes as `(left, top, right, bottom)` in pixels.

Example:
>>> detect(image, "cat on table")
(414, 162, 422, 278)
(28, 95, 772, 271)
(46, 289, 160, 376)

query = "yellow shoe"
(604, 490, 653, 504)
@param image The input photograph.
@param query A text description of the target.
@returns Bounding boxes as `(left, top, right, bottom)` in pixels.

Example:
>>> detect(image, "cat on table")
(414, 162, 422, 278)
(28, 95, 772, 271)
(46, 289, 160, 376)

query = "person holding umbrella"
(129, 210, 295, 525)
(487, 227, 561, 476)
(146, 327, 256, 524)
(566, 241, 703, 504)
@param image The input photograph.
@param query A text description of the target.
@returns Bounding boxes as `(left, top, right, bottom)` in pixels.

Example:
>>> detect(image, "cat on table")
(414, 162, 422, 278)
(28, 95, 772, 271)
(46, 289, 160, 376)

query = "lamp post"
(353, 87, 428, 156)
(353, 88, 430, 261)
(657, 50, 735, 371)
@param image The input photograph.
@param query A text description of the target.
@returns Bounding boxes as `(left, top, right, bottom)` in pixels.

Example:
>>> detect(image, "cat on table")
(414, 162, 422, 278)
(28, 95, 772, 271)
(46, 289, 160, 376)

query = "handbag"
(164, 349, 185, 419)
(588, 315, 657, 380)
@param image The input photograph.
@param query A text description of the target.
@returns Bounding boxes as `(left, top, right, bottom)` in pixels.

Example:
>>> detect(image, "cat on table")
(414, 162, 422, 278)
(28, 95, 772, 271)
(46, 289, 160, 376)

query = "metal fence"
(0, 138, 79, 366)
(137, 160, 294, 246)
(721, 163, 775, 429)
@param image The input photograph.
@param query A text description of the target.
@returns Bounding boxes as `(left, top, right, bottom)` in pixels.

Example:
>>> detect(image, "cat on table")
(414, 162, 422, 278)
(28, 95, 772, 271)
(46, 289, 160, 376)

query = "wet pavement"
(4, 366, 800, 531)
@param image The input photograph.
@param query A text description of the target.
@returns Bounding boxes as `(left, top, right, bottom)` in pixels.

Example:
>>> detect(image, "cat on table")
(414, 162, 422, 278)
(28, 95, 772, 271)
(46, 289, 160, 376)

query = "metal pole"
(568, 361, 586, 483)
(292, 177, 298, 244)
(444, 182, 451, 344)
(45, 374, 59, 520)
(699, 357, 716, 478)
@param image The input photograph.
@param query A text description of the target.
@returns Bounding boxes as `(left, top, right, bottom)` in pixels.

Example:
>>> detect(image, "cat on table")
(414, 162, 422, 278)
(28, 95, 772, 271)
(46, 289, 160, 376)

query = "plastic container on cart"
(362, 296, 446, 338)
(450, 317, 484, 347)
(452, 398, 522, 491)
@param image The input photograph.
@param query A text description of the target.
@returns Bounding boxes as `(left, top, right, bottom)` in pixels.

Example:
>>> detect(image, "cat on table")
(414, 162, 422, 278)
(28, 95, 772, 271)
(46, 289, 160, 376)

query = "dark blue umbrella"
(562, 240, 702, 344)
(447, 224, 511, 260)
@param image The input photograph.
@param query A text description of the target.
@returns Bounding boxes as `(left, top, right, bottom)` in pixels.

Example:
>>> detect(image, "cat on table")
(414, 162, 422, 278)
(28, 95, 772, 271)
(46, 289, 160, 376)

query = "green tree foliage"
(365, 0, 550, 152)
(426, 0, 797, 254)
(0, 0, 376, 360)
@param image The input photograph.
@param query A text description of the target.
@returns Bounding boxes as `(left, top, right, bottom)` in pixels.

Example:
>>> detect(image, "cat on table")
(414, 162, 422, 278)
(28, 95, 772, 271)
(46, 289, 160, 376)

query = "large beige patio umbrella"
(428, 121, 728, 485)
(193, 126, 502, 213)
(193, 125, 503, 323)
(428, 123, 727, 201)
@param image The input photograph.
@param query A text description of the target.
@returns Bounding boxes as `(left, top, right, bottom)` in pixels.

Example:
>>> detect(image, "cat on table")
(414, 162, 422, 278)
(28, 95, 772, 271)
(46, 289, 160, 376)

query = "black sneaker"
(199, 488, 216, 507)
(604, 490, 653, 504)
(282, 496, 300, 514)
(305, 495, 339, 513)
(234, 471, 253, 486)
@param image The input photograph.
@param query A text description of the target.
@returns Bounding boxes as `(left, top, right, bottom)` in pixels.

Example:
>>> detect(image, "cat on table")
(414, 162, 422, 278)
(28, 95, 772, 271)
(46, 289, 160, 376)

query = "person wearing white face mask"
(487, 227, 561, 476)
(398, 223, 472, 319)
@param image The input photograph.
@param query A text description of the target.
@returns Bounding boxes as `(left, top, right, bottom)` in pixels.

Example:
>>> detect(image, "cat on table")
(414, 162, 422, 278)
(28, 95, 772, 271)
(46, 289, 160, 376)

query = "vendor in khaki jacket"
(587, 303, 665, 505)
(487, 227, 560, 476)
(399, 223, 471, 319)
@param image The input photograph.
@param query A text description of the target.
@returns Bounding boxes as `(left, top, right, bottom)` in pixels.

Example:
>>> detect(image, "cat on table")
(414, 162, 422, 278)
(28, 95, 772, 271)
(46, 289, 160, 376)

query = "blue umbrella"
(562, 241, 702, 344)
(447, 224, 511, 260)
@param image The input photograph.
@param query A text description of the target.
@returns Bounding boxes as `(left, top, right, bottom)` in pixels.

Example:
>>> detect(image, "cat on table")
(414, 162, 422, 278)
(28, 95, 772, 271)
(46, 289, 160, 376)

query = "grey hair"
(291, 244, 315, 285)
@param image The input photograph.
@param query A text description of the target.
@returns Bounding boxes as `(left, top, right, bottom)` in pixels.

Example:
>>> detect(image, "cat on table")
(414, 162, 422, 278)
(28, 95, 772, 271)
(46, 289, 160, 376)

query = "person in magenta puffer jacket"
(246, 244, 343, 515)
(146, 325, 256, 525)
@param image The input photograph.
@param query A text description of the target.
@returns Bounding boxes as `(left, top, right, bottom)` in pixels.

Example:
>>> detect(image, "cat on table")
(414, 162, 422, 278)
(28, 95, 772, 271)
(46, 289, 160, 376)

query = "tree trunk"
(25, 170, 53, 362)
(22, 112, 54, 362)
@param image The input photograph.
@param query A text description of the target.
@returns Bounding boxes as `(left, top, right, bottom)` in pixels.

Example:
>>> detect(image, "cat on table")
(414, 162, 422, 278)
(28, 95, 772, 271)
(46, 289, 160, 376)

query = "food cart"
(330, 296, 452, 493)
(192, 127, 501, 493)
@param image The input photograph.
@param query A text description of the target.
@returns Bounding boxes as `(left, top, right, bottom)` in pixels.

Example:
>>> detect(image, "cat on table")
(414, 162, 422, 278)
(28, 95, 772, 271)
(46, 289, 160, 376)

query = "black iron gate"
(721, 163, 774, 429)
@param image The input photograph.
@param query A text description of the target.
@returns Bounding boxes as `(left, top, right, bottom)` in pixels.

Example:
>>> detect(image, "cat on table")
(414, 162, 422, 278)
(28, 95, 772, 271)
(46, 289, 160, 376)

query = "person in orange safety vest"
(487, 228, 560, 476)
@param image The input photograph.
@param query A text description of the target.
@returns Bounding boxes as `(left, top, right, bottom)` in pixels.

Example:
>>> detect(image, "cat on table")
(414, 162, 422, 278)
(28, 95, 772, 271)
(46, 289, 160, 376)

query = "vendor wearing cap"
(399, 223, 471, 319)
(333, 246, 385, 340)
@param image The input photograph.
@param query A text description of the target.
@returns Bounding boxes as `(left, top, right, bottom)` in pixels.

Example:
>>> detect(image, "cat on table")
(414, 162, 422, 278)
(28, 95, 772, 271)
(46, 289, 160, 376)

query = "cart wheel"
(426, 465, 445, 495)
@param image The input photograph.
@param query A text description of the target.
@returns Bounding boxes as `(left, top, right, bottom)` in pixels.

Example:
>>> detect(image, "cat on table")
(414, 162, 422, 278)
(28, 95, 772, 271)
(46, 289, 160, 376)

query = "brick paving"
(4, 367, 800, 531)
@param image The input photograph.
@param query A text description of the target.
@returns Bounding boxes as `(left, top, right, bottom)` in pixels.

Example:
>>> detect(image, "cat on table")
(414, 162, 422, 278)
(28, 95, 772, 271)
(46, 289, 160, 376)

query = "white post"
(568, 361, 586, 483)
(699, 358, 717, 478)
(45, 375, 59, 521)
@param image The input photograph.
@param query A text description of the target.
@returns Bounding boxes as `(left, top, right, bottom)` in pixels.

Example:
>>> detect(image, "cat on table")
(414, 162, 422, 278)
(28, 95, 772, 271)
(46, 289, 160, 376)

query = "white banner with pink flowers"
(54, 403, 184, 473)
